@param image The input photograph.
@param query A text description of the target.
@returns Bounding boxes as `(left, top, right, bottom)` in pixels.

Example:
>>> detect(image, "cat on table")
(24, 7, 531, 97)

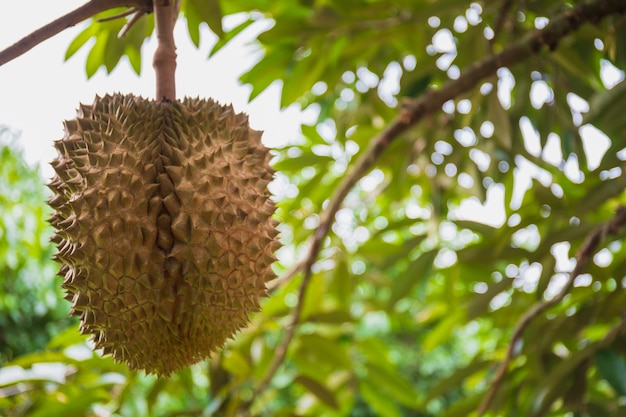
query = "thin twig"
(490, 0, 515, 49)
(266, 259, 305, 292)
(96, 8, 137, 22)
(118, 9, 149, 38)
(96, 6, 149, 38)
(477, 206, 626, 416)
(0, 0, 153, 67)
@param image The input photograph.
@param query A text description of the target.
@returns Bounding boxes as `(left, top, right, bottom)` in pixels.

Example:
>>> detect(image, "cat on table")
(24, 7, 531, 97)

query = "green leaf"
(387, 249, 438, 308)
(359, 380, 402, 417)
(487, 90, 512, 150)
(125, 44, 142, 74)
(454, 220, 497, 239)
(85, 30, 109, 78)
(465, 278, 513, 320)
(27, 388, 109, 417)
(576, 174, 626, 214)
(240, 48, 292, 101)
(185, 13, 201, 47)
(401, 73, 432, 98)
(208, 17, 256, 57)
(552, 46, 599, 89)
(186, 0, 224, 38)
(122, 14, 152, 75)
(297, 334, 352, 370)
(281, 52, 327, 106)
(582, 80, 626, 136)
(103, 22, 126, 72)
(535, 255, 556, 300)
(595, 349, 626, 396)
(294, 375, 339, 409)
(328, 254, 353, 307)
(272, 152, 334, 172)
(360, 233, 427, 268)
(222, 349, 251, 378)
(306, 310, 354, 324)
(46, 328, 88, 350)
(65, 24, 97, 61)
(422, 311, 464, 353)
(440, 394, 482, 417)
(364, 361, 420, 408)
(425, 357, 489, 402)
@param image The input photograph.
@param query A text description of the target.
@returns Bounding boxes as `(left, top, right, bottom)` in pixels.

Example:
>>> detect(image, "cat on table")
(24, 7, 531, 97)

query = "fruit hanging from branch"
(46, 0, 279, 376)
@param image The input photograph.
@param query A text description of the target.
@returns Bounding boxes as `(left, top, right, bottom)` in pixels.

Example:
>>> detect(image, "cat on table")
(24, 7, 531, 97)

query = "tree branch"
(242, 267, 314, 414)
(477, 206, 626, 416)
(152, 0, 177, 101)
(254, 0, 626, 406)
(267, 259, 305, 292)
(271, 0, 626, 291)
(490, 0, 515, 49)
(0, 0, 153, 67)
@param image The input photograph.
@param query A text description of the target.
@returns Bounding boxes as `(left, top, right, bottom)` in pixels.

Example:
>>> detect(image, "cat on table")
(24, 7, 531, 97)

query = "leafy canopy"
(2, 0, 626, 416)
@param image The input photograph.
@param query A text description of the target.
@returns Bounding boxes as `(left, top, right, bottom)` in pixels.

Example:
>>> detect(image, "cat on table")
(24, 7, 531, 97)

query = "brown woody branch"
(478, 206, 626, 416)
(0, 0, 153, 67)
(258, 0, 626, 407)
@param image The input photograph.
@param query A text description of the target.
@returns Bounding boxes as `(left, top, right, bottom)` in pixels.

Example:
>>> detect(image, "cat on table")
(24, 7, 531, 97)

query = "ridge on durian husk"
(48, 93, 279, 376)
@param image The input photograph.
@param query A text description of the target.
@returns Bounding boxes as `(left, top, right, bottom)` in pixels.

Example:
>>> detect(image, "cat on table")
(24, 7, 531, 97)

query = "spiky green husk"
(48, 94, 279, 375)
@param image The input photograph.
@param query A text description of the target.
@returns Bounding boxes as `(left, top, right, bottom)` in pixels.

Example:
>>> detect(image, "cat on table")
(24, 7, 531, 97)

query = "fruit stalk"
(153, 0, 177, 102)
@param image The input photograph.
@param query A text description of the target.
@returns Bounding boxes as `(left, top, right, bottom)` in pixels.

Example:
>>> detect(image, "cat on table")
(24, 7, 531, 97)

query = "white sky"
(0, 1, 308, 177)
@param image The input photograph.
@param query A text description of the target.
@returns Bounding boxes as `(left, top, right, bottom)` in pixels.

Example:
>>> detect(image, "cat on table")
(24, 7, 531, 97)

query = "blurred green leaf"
(388, 249, 438, 308)
(595, 349, 626, 396)
(65, 25, 97, 61)
(222, 350, 251, 378)
(364, 361, 420, 408)
(297, 334, 352, 370)
(294, 374, 339, 409)
(359, 379, 403, 417)
(208, 17, 256, 57)
(5, 1, 626, 416)
(583, 80, 626, 136)
(186, 0, 224, 38)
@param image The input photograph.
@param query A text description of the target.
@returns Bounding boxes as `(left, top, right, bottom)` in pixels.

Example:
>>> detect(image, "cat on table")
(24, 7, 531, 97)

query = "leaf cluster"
(3, 0, 626, 416)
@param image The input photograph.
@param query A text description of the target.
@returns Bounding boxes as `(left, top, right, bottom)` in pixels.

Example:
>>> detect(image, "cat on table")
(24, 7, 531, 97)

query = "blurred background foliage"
(2, 0, 626, 416)
(0, 129, 73, 363)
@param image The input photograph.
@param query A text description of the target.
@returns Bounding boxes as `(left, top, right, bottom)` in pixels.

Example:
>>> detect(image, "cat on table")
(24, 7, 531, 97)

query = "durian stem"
(153, 0, 178, 102)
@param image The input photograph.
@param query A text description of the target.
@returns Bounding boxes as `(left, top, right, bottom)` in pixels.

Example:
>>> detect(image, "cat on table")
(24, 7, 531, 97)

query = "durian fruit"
(48, 93, 280, 375)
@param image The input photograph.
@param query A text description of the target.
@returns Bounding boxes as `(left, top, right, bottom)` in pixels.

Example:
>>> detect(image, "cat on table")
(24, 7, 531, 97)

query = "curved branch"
(243, 268, 313, 413)
(254, 0, 626, 406)
(0, 0, 153, 67)
(478, 206, 626, 416)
